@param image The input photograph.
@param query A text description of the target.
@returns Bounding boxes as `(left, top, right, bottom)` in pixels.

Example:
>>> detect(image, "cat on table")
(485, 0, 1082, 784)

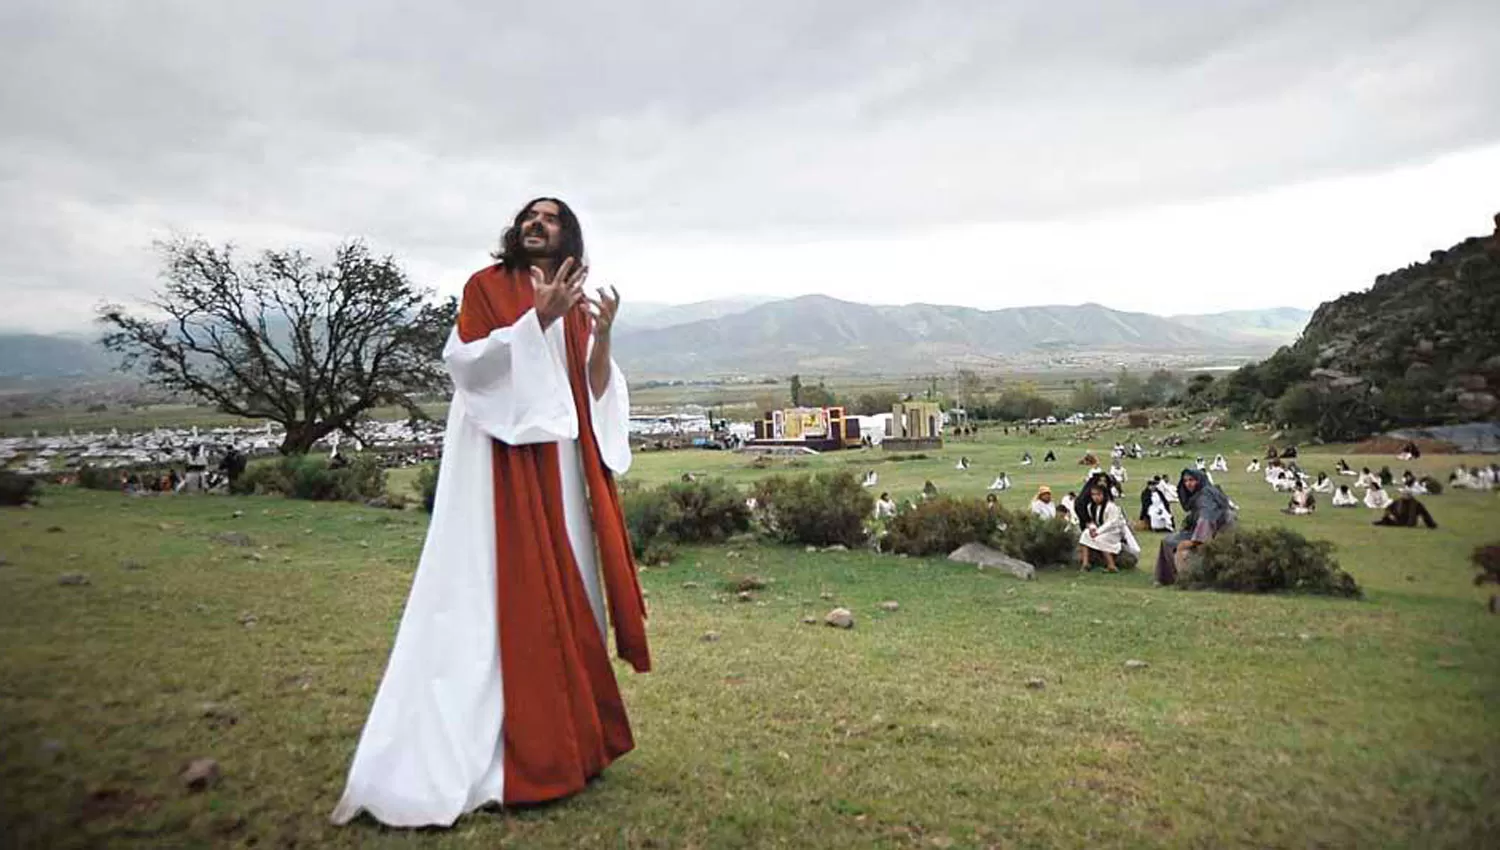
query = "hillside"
(0, 333, 114, 378)
(615, 296, 781, 332)
(1221, 225, 1500, 437)
(613, 295, 1277, 376)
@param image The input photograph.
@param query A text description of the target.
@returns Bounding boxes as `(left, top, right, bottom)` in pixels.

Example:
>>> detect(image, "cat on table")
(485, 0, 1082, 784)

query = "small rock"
(157, 523, 172, 532)
(1034, 605, 1052, 615)
(180, 758, 221, 792)
(358, 541, 371, 549)
(733, 576, 768, 592)
(120, 559, 146, 571)
(681, 581, 700, 589)
(57, 573, 90, 586)
(231, 510, 244, 519)
(700, 631, 721, 643)
(1025, 678, 1046, 690)
(1124, 659, 1149, 670)
(1296, 633, 1313, 641)
(200, 703, 238, 727)
(819, 591, 834, 600)
(824, 608, 854, 629)
(879, 601, 900, 612)
(726, 550, 742, 559)
(45, 525, 63, 533)
(804, 546, 818, 553)
(1091, 619, 1104, 625)
(237, 612, 258, 627)
(801, 616, 817, 625)
(243, 552, 264, 562)
(736, 590, 753, 602)
(822, 544, 848, 553)
(212, 532, 253, 547)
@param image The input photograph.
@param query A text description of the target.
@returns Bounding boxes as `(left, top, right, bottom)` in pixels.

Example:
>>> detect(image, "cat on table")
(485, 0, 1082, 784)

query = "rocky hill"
(1223, 223, 1500, 436)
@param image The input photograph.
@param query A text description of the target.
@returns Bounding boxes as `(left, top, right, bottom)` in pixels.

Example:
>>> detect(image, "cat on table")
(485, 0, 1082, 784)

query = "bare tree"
(99, 237, 456, 455)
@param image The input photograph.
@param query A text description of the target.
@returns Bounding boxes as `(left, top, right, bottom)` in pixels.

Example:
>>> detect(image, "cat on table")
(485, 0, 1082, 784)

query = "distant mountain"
(0, 332, 114, 378)
(613, 295, 1279, 376)
(614, 296, 782, 332)
(1169, 307, 1311, 344)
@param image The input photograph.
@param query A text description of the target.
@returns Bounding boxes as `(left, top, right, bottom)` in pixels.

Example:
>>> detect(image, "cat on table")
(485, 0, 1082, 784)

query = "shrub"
(1181, 527, 1361, 597)
(992, 509, 1080, 567)
(413, 464, 439, 512)
(751, 471, 872, 548)
(661, 478, 751, 544)
(0, 470, 40, 506)
(884, 497, 999, 556)
(621, 478, 751, 564)
(76, 464, 125, 491)
(234, 454, 386, 502)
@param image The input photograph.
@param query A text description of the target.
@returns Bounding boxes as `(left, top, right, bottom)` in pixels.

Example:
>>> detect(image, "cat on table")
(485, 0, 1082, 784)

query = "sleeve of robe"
(587, 333, 633, 475)
(444, 306, 579, 445)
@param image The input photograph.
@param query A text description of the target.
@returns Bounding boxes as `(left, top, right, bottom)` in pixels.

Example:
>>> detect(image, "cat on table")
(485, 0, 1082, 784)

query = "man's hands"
(585, 286, 621, 338)
(530, 257, 587, 329)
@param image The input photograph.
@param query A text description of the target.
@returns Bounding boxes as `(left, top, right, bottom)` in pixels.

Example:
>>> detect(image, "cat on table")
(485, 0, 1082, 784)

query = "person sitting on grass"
(1374, 492, 1438, 529)
(1332, 484, 1359, 507)
(1154, 468, 1233, 586)
(1337, 458, 1356, 476)
(1246, 457, 1261, 473)
(1058, 493, 1079, 526)
(1078, 484, 1128, 573)
(873, 491, 897, 519)
(1043, 449, 1057, 464)
(1364, 482, 1393, 510)
(1282, 482, 1316, 515)
(1030, 485, 1056, 520)
(922, 479, 939, 500)
(1311, 472, 1333, 494)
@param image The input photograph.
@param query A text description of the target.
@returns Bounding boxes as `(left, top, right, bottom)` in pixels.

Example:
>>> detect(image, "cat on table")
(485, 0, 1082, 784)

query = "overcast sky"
(3, 0, 1497, 334)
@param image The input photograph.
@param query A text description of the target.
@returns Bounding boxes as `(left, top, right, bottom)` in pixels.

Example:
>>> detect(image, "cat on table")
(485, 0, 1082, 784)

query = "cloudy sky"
(2, 0, 1497, 334)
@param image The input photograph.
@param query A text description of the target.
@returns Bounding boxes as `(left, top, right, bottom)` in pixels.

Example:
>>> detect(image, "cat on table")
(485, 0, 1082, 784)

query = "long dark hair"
(491, 197, 585, 269)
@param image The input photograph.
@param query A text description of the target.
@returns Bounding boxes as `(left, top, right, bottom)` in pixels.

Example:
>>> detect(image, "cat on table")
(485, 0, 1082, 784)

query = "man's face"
(518, 200, 563, 258)
(1040, 492, 1051, 503)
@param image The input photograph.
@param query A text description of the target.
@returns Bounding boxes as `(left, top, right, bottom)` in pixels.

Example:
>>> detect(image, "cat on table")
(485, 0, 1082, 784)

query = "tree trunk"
(279, 422, 321, 455)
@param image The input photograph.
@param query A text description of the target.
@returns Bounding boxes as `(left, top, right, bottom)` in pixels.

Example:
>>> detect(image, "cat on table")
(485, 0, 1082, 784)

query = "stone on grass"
(736, 590, 754, 602)
(1124, 659, 1149, 670)
(57, 573, 90, 586)
(822, 544, 848, 553)
(726, 550, 742, 559)
(801, 616, 818, 625)
(681, 581, 700, 589)
(819, 591, 834, 600)
(879, 601, 900, 612)
(1034, 605, 1052, 615)
(243, 552, 264, 562)
(733, 576, 768, 592)
(45, 525, 63, 533)
(237, 612, 258, 628)
(180, 758, 221, 792)
(212, 532, 254, 547)
(120, 559, 146, 571)
(231, 510, 244, 518)
(1025, 678, 1046, 690)
(804, 546, 817, 553)
(825, 608, 854, 629)
(700, 631, 721, 643)
(200, 703, 239, 727)
(947, 542, 1036, 580)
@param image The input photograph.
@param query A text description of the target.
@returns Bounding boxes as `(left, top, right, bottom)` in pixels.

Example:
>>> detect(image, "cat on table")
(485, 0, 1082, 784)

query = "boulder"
(824, 608, 854, 629)
(180, 758, 221, 791)
(947, 543, 1036, 581)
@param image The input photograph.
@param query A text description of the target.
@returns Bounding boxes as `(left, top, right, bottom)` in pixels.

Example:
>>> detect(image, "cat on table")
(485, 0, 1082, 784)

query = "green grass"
(2, 422, 1497, 848)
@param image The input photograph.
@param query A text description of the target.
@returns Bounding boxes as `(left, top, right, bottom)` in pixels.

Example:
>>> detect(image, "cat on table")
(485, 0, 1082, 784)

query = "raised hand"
(530, 257, 588, 329)
(585, 285, 621, 338)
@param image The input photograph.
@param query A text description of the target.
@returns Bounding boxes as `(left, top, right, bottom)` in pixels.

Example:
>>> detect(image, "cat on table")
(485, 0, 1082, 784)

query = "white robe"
(1147, 492, 1175, 532)
(1109, 464, 1128, 483)
(1030, 499, 1056, 520)
(1363, 487, 1392, 510)
(1078, 501, 1128, 554)
(331, 311, 631, 828)
(1210, 455, 1228, 472)
(1311, 478, 1333, 494)
(1332, 489, 1359, 507)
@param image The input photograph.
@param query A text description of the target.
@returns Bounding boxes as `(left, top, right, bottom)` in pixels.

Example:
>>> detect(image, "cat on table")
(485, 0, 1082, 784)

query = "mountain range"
(0, 300, 1309, 381)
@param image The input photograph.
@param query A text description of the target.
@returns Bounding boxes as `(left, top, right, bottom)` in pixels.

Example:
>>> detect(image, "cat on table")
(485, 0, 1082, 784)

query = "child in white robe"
(1077, 485, 1127, 572)
(1246, 458, 1261, 473)
(1332, 485, 1358, 507)
(1311, 473, 1333, 494)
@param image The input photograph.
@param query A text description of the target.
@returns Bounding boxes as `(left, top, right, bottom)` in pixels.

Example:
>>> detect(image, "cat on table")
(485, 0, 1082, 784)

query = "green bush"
(751, 471, 872, 548)
(992, 510, 1080, 567)
(234, 454, 386, 502)
(883, 497, 999, 556)
(1, 470, 40, 506)
(76, 464, 126, 491)
(413, 464, 439, 512)
(621, 478, 751, 564)
(1182, 527, 1361, 597)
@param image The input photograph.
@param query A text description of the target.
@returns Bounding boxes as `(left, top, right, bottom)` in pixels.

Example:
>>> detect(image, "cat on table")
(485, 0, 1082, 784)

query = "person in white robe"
(1246, 458, 1261, 473)
(1077, 484, 1128, 571)
(1363, 483, 1393, 510)
(1210, 454, 1229, 472)
(1020, 451, 1034, 466)
(988, 473, 1012, 491)
(956, 456, 971, 471)
(1311, 473, 1333, 494)
(1156, 476, 1179, 504)
(1030, 485, 1057, 520)
(874, 492, 897, 519)
(1332, 485, 1359, 507)
(1109, 461, 1128, 483)
(861, 470, 878, 488)
(1282, 484, 1316, 515)
(1356, 468, 1379, 489)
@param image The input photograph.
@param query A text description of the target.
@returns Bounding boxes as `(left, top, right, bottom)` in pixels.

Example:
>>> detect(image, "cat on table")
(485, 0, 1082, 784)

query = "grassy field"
(2, 422, 1497, 848)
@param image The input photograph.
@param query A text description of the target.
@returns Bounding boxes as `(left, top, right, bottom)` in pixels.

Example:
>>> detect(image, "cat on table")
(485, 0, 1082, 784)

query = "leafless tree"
(99, 237, 455, 454)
